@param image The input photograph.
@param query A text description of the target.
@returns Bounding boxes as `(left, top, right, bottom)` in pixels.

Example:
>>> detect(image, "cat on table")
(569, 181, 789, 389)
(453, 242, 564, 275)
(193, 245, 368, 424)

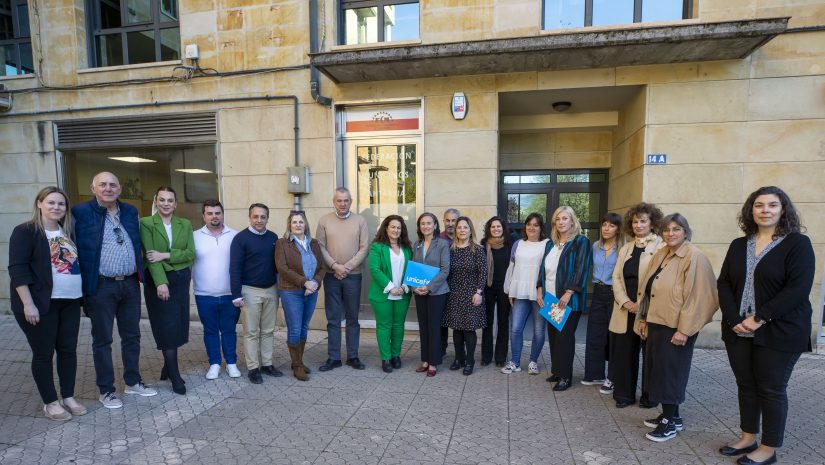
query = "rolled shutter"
(55, 112, 217, 150)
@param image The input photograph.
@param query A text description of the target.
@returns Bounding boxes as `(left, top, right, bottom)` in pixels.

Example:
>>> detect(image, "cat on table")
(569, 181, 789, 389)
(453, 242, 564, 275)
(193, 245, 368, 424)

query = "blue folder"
(403, 261, 440, 287)
(538, 292, 572, 332)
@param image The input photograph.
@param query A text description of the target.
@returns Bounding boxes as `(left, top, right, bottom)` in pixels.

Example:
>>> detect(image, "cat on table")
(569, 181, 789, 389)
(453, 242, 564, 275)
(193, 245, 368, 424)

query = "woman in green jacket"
(368, 215, 413, 373)
(140, 186, 195, 395)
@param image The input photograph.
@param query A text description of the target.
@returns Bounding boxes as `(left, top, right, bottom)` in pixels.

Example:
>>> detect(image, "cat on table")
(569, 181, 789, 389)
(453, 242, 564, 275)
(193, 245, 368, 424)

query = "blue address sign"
(646, 154, 667, 164)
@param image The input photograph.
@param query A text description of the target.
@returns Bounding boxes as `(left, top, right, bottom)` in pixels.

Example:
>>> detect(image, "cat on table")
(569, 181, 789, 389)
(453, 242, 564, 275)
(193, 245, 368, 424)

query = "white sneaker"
(125, 382, 158, 397)
(226, 364, 241, 378)
(527, 361, 539, 375)
(501, 361, 521, 374)
(206, 364, 221, 380)
(99, 392, 123, 409)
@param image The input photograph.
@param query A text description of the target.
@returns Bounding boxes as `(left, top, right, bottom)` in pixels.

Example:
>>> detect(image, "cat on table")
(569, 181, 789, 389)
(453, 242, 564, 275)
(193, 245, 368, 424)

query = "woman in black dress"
(480, 216, 512, 367)
(717, 186, 815, 465)
(443, 216, 488, 375)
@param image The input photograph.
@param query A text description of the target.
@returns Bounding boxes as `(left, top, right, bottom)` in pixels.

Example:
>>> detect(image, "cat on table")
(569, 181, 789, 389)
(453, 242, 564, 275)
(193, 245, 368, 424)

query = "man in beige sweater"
(316, 187, 369, 371)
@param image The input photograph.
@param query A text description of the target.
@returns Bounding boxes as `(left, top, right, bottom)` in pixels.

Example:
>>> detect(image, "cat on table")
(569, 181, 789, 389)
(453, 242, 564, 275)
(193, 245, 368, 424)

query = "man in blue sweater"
(230, 203, 282, 384)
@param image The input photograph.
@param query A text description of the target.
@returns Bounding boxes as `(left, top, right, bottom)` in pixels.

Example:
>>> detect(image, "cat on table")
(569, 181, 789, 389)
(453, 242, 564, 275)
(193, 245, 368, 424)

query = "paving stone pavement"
(0, 315, 823, 465)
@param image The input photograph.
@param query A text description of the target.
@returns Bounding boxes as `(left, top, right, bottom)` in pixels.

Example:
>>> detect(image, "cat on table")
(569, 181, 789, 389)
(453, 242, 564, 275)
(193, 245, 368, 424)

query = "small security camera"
(552, 101, 572, 112)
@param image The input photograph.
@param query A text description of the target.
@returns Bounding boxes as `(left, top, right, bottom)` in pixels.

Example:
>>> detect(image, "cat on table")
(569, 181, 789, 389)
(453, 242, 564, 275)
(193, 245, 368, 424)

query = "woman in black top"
(717, 186, 815, 465)
(480, 216, 512, 367)
(9, 187, 86, 420)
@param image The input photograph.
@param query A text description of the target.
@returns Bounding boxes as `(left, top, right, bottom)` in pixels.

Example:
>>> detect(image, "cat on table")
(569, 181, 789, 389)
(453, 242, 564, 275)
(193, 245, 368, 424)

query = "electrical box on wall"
(185, 44, 199, 60)
(287, 166, 310, 194)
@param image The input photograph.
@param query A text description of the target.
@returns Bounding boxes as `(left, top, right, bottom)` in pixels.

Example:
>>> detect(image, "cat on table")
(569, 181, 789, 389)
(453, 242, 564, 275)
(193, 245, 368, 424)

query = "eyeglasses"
(113, 227, 124, 245)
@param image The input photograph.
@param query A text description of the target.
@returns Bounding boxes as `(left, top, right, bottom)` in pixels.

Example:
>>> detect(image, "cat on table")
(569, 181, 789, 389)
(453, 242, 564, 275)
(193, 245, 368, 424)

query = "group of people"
(8, 173, 813, 465)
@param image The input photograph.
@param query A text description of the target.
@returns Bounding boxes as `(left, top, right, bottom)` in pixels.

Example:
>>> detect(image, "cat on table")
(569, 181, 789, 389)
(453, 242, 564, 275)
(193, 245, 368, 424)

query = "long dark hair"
(598, 212, 624, 248)
(374, 215, 412, 249)
(522, 212, 547, 241)
(738, 186, 804, 238)
(415, 212, 441, 241)
(481, 216, 512, 248)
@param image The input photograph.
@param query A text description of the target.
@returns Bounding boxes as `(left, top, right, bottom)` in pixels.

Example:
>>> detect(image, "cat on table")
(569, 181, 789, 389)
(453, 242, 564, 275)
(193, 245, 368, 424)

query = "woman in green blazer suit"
(139, 186, 195, 395)
(368, 215, 413, 373)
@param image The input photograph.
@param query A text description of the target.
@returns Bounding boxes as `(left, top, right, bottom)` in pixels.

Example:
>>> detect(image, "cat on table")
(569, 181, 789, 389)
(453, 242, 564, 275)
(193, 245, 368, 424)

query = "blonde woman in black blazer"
(9, 187, 86, 420)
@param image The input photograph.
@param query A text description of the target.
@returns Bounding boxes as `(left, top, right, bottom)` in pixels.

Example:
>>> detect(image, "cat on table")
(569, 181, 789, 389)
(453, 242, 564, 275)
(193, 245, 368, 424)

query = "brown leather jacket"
(274, 236, 325, 291)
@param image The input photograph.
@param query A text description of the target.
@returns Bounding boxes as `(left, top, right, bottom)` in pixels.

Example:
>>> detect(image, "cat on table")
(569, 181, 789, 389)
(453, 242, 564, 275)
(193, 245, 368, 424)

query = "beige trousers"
(240, 284, 279, 370)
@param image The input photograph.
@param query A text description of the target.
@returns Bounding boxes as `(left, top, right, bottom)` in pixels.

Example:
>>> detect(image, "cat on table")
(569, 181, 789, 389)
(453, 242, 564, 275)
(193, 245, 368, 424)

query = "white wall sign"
(452, 92, 467, 120)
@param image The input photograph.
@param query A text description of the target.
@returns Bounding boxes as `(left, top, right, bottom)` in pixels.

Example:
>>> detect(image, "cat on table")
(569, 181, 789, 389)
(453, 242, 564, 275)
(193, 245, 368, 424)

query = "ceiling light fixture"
(108, 156, 157, 163)
(552, 101, 572, 112)
(175, 168, 213, 174)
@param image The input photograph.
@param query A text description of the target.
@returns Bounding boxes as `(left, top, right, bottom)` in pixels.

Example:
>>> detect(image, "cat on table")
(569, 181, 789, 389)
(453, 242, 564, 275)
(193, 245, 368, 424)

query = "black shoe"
(260, 365, 283, 377)
(481, 360, 491, 367)
(737, 453, 776, 465)
(172, 383, 186, 395)
(719, 442, 758, 457)
(449, 360, 465, 371)
(319, 359, 342, 372)
(346, 358, 365, 370)
(646, 417, 678, 442)
(545, 374, 561, 383)
(160, 365, 169, 381)
(462, 362, 474, 376)
(495, 361, 505, 368)
(248, 368, 263, 384)
(390, 356, 401, 369)
(553, 378, 571, 391)
(381, 360, 393, 373)
(615, 399, 635, 408)
(639, 399, 658, 409)
(645, 415, 684, 431)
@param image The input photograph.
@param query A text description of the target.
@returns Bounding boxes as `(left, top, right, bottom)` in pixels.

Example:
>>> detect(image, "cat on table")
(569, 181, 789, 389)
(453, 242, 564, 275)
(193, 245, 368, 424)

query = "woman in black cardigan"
(9, 187, 86, 421)
(717, 186, 815, 465)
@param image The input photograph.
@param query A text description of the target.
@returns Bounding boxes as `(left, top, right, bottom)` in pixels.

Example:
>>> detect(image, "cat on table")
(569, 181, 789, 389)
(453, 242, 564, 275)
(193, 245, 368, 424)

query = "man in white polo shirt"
(192, 200, 241, 379)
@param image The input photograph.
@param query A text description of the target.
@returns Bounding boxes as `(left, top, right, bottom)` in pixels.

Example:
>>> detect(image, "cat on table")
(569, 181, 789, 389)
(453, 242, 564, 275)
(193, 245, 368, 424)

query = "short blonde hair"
(284, 211, 311, 237)
(550, 206, 582, 245)
(450, 216, 480, 253)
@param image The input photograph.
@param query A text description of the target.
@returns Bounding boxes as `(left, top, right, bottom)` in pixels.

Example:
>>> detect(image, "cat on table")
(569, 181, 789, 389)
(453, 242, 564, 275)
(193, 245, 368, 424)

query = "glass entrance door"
(344, 137, 422, 324)
(499, 170, 608, 243)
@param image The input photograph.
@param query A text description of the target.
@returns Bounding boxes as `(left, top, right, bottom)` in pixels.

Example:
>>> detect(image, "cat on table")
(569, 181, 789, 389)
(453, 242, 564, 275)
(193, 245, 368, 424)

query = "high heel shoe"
(160, 365, 169, 381)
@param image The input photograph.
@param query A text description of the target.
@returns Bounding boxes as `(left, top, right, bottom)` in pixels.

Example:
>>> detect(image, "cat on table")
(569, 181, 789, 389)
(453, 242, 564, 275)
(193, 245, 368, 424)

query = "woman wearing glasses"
(140, 186, 195, 395)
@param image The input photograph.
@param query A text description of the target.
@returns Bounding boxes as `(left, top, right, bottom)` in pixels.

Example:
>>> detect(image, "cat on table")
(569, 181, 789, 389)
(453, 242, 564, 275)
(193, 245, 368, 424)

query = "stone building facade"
(1, 0, 823, 348)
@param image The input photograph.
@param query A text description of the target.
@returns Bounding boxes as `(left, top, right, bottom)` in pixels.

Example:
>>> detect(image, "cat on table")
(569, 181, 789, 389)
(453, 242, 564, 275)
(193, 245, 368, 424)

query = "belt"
(594, 282, 612, 289)
(99, 273, 136, 281)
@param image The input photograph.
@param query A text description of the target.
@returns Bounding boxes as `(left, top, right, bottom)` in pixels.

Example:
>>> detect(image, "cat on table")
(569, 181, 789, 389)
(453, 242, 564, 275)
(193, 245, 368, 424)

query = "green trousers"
(370, 298, 410, 360)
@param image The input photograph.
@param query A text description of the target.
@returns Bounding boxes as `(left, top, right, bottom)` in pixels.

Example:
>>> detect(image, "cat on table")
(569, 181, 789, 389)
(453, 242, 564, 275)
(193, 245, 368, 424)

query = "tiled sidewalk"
(0, 315, 822, 465)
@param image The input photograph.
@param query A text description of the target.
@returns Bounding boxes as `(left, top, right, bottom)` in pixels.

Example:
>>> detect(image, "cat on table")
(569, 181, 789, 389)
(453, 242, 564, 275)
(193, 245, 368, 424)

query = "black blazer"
(8, 222, 53, 316)
(717, 233, 815, 353)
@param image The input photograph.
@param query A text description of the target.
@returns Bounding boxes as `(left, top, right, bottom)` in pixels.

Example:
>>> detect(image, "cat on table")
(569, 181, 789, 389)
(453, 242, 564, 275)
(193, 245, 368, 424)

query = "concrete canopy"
(311, 18, 788, 84)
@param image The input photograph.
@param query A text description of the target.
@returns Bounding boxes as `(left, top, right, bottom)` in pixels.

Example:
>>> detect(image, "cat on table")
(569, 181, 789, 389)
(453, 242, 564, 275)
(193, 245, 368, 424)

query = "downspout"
(309, 0, 333, 107)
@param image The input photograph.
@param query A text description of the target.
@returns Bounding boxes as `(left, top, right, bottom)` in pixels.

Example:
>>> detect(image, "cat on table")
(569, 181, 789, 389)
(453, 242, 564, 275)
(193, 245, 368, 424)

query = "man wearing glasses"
(72, 172, 157, 409)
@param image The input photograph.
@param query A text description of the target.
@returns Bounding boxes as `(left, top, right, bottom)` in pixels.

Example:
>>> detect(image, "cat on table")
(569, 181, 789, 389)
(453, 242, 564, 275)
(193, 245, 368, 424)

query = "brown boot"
(288, 343, 308, 381)
(298, 339, 311, 374)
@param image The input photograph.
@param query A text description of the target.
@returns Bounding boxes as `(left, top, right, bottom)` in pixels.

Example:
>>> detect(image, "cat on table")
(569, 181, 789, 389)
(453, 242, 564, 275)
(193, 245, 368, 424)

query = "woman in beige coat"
(635, 213, 718, 443)
(607, 203, 664, 408)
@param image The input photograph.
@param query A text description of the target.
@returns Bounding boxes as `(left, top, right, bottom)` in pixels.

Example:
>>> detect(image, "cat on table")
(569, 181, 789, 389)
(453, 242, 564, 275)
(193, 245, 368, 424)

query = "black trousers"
(724, 336, 801, 448)
(482, 285, 510, 364)
(415, 294, 446, 366)
(14, 299, 81, 404)
(440, 326, 449, 355)
(453, 330, 478, 364)
(584, 284, 614, 381)
(609, 312, 641, 402)
(547, 310, 581, 379)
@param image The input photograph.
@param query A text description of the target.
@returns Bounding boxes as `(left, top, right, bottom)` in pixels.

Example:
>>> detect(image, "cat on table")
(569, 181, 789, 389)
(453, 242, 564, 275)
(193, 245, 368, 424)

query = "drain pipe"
(309, 0, 333, 107)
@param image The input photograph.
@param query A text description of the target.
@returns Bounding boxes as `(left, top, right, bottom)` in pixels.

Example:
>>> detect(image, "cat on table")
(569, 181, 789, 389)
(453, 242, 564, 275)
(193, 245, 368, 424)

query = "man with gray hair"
(316, 187, 369, 371)
(72, 172, 157, 409)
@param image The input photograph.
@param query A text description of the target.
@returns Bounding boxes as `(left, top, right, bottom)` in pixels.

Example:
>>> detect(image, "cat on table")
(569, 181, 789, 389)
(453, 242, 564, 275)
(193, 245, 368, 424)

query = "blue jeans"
(323, 273, 362, 360)
(280, 289, 319, 345)
(195, 295, 240, 365)
(509, 299, 546, 366)
(86, 276, 142, 395)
